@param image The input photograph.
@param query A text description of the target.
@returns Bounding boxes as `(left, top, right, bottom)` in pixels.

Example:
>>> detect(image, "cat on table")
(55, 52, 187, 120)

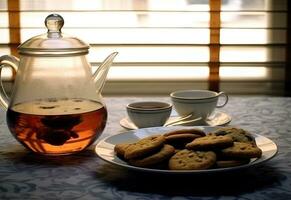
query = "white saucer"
(120, 111, 231, 130)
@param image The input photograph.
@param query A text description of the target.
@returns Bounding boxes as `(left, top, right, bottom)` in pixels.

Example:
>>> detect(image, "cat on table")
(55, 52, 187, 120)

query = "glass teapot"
(0, 14, 118, 155)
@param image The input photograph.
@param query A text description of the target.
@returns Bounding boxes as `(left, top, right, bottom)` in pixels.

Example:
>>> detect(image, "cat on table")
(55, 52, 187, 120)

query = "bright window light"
(0, 29, 9, 43)
(220, 47, 268, 62)
(221, 29, 268, 44)
(220, 67, 268, 80)
(102, 66, 209, 81)
(0, 12, 9, 27)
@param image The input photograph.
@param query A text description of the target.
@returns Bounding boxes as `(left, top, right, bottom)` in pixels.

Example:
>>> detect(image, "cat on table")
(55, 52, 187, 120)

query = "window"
(0, 0, 289, 95)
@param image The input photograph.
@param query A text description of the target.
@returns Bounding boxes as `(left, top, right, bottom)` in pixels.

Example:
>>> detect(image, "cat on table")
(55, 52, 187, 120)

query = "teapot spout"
(93, 52, 118, 93)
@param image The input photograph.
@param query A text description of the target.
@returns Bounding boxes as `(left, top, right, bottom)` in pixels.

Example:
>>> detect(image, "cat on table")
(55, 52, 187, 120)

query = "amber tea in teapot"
(0, 14, 118, 155)
(7, 98, 107, 155)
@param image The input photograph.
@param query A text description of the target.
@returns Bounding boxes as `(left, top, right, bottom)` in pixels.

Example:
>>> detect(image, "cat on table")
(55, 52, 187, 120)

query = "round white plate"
(95, 126, 278, 174)
(120, 111, 232, 130)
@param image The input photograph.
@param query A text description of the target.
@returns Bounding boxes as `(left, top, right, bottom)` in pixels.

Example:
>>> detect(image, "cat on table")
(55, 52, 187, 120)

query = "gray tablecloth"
(0, 96, 291, 200)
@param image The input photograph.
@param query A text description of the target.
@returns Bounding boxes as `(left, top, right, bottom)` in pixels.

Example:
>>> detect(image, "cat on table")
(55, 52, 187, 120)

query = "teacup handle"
(216, 92, 228, 108)
(0, 55, 19, 109)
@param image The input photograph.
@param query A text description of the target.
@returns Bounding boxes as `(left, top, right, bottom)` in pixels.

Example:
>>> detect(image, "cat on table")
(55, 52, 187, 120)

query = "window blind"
(0, 0, 288, 95)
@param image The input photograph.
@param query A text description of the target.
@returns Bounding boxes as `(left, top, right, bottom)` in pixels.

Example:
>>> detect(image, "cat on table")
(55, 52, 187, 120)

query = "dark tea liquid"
(6, 98, 107, 155)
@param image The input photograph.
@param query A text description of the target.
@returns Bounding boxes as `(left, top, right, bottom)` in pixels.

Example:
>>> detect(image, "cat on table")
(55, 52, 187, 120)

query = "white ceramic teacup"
(170, 90, 228, 123)
(126, 101, 172, 128)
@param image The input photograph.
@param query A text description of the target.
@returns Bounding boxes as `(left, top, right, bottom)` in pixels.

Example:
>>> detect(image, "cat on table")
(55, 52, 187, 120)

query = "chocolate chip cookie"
(186, 135, 233, 150)
(220, 142, 262, 158)
(128, 144, 175, 167)
(211, 127, 255, 144)
(169, 149, 216, 170)
(124, 135, 165, 159)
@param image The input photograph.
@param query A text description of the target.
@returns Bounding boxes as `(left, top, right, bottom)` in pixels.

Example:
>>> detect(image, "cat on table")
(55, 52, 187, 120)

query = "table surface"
(0, 96, 291, 200)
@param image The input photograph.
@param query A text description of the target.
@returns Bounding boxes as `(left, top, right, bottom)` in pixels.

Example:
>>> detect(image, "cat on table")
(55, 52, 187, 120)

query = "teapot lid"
(18, 14, 89, 55)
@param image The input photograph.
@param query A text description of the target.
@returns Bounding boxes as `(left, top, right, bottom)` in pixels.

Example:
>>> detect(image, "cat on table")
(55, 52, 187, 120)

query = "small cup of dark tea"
(126, 101, 172, 128)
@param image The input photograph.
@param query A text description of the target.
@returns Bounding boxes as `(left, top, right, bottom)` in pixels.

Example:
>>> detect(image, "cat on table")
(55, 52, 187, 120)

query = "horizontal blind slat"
(20, 28, 210, 44)
(220, 46, 285, 62)
(18, 11, 210, 28)
(0, 29, 9, 43)
(0, 12, 8, 26)
(89, 45, 285, 63)
(0, 0, 287, 11)
(221, 12, 287, 28)
(2, 0, 210, 11)
(0, 44, 286, 63)
(221, 0, 287, 11)
(0, 11, 287, 28)
(221, 29, 286, 44)
(17, 28, 288, 45)
(88, 46, 209, 63)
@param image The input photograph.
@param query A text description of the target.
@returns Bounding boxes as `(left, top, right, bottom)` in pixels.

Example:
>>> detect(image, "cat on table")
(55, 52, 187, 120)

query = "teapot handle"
(0, 55, 19, 110)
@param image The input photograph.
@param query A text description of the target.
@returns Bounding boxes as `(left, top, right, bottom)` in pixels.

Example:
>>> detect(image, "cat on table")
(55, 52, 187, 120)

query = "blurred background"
(0, 0, 289, 96)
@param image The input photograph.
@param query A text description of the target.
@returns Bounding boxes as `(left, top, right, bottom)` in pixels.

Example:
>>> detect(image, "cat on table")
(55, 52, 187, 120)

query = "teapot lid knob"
(18, 13, 89, 54)
(45, 14, 64, 33)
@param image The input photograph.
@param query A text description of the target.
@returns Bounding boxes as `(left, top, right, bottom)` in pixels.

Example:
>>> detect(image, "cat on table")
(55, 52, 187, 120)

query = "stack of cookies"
(114, 127, 262, 170)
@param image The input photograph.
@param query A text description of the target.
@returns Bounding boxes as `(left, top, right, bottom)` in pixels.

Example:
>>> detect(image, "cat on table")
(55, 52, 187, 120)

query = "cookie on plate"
(211, 127, 256, 144)
(114, 143, 131, 158)
(164, 128, 206, 137)
(186, 135, 233, 150)
(128, 144, 175, 167)
(165, 133, 202, 149)
(124, 135, 165, 159)
(220, 142, 262, 159)
(169, 149, 216, 170)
